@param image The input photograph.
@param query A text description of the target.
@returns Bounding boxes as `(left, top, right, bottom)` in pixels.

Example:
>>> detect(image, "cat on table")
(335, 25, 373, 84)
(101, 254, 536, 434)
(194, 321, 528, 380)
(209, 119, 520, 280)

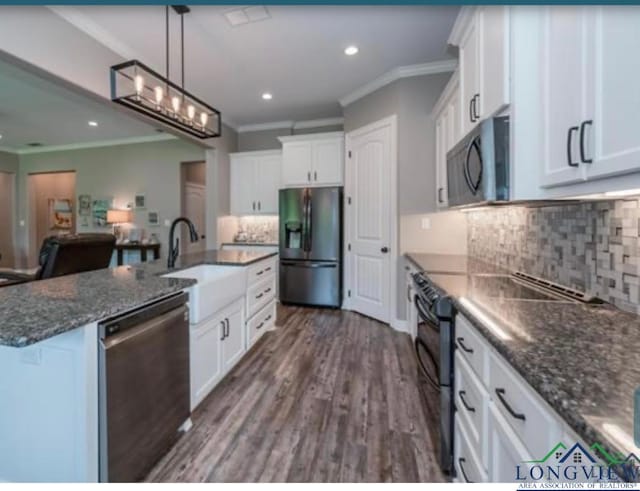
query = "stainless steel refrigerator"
(279, 186, 342, 307)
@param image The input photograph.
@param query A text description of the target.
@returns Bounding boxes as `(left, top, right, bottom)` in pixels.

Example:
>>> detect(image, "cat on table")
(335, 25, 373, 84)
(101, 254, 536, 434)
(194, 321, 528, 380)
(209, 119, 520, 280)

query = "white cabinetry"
(452, 6, 510, 138)
(279, 132, 344, 187)
(191, 298, 244, 409)
(245, 256, 278, 349)
(539, 6, 640, 188)
(454, 312, 570, 483)
(433, 72, 461, 209)
(230, 150, 282, 215)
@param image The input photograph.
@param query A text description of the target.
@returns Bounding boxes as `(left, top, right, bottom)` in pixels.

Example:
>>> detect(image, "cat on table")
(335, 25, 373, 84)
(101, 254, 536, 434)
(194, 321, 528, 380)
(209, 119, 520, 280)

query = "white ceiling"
(51, 5, 459, 127)
(0, 57, 164, 152)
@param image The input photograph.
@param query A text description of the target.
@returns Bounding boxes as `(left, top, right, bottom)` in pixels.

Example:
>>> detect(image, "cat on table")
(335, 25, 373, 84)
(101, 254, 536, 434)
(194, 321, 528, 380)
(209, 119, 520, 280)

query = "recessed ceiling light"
(262, 92, 273, 101)
(344, 45, 359, 56)
(88, 121, 98, 127)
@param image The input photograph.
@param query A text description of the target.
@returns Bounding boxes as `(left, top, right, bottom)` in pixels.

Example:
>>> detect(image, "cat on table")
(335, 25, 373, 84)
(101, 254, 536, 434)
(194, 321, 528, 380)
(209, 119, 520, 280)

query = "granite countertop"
(0, 249, 278, 348)
(405, 252, 640, 478)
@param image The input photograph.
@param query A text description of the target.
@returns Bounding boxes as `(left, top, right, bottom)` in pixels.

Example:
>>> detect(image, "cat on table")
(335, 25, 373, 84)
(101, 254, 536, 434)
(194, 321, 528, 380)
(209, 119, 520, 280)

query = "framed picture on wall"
(78, 194, 91, 216)
(135, 194, 146, 209)
(48, 199, 73, 230)
(148, 211, 160, 226)
(92, 198, 112, 227)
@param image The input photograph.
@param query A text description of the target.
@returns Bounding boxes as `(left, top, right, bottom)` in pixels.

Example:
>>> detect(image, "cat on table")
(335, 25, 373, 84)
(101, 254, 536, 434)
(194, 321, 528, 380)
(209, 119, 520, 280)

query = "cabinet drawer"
(247, 275, 276, 318)
(455, 415, 488, 483)
(489, 351, 562, 459)
(455, 314, 489, 381)
(247, 300, 276, 348)
(455, 351, 489, 467)
(247, 257, 277, 287)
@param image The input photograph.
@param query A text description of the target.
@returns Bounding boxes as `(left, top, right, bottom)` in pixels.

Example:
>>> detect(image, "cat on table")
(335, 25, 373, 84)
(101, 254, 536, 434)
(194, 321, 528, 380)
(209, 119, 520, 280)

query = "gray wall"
(16, 138, 206, 266)
(213, 123, 238, 217)
(237, 124, 344, 152)
(343, 72, 452, 321)
(343, 72, 451, 215)
(0, 151, 19, 173)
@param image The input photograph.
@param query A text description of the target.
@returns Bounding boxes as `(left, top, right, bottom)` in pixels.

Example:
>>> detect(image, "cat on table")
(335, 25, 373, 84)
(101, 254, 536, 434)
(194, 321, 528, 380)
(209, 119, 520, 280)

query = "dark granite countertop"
(405, 252, 640, 478)
(0, 249, 277, 348)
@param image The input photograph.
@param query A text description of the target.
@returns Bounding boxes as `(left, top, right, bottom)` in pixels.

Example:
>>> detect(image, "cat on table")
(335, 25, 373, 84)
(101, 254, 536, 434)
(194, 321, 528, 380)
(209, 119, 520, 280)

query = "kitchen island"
(0, 249, 277, 482)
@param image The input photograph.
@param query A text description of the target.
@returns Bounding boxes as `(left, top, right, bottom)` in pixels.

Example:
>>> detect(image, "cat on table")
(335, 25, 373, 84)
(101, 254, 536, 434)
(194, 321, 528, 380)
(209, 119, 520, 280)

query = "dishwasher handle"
(102, 304, 187, 349)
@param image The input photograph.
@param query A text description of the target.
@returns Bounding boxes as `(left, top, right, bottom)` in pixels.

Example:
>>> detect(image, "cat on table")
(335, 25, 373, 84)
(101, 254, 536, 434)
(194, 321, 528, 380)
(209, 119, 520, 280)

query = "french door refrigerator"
(279, 186, 343, 307)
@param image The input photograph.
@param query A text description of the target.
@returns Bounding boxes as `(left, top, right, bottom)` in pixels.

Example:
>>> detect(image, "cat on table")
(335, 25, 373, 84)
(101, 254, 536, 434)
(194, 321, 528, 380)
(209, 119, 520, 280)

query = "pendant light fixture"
(110, 5, 221, 139)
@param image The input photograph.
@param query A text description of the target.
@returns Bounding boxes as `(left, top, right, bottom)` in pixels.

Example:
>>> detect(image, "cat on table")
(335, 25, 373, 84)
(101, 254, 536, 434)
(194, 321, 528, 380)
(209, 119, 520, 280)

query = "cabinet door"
(540, 7, 589, 187)
(584, 7, 640, 181)
(191, 316, 223, 409)
(256, 153, 282, 214)
(282, 142, 313, 187)
(435, 111, 449, 208)
(221, 303, 245, 373)
(460, 18, 479, 137)
(312, 138, 344, 186)
(448, 79, 462, 148)
(478, 6, 510, 119)
(230, 156, 257, 214)
(487, 403, 532, 482)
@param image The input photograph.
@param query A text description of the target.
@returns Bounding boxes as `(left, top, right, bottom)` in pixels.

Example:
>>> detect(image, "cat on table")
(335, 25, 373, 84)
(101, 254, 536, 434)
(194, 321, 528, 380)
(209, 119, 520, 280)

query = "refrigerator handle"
(306, 191, 313, 253)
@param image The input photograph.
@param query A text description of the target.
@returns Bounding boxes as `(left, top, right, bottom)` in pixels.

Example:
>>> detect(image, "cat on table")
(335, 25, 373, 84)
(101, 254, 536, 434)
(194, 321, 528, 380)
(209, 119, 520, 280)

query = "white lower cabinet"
(244, 256, 278, 349)
(191, 298, 244, 410)
(487, 402, 533, 482)
(454, 312, 575, 483)
(247, 301, 276, 348)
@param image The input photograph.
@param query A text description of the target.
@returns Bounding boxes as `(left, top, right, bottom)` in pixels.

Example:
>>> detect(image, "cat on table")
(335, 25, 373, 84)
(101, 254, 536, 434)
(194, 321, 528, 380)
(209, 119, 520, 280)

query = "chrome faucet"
(168, 217, 199, 268)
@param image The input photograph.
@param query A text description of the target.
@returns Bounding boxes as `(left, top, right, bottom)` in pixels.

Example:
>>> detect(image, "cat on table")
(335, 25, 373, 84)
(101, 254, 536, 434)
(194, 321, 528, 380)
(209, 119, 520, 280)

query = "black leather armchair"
(0, 233, 116, 286)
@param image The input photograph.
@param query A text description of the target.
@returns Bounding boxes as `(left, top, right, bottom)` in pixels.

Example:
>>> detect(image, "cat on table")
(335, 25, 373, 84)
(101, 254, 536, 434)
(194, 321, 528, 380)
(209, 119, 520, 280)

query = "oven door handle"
(414, 295, 439, 328)
(414, 337, 440, 392)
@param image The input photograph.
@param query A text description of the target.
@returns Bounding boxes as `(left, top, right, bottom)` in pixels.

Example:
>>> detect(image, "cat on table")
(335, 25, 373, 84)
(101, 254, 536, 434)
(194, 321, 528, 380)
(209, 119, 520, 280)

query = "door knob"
(381, 247, 389, 253)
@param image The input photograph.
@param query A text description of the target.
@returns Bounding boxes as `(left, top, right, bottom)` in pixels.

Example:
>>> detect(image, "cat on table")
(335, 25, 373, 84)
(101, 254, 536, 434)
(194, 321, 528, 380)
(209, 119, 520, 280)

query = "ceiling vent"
(224, 6, 270, 27)
(26, 142, 44, 147)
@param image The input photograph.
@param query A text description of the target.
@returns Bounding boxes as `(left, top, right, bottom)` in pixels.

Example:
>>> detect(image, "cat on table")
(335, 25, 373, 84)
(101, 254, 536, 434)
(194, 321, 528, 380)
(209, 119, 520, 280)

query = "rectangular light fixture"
(110, 59, 221, 139)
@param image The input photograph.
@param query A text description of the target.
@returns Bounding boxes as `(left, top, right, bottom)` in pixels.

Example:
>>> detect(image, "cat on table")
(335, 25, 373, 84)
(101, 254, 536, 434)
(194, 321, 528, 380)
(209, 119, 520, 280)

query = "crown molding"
(448, 6, 477, 47)
(236, 120, 294, 133)
(12, 134, 177, 155)
(293, 117, 344, 130)
(339, 59, 458, 108)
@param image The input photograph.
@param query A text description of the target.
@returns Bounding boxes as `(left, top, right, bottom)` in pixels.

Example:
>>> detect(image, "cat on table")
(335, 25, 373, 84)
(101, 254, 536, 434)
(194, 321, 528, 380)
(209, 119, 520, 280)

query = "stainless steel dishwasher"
(98, 292, 190, 482)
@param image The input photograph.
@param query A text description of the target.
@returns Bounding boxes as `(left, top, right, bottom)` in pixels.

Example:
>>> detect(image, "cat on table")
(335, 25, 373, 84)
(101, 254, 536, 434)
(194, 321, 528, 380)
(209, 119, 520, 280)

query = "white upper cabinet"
(538, 6, 640, 188)
(583, 7, 640, 181)
(280, 132, 344, 187)
(230, 150, 282, 215)
(434, 72, 461, 209)
(453, 6, 510, 139)
(539, 7, 590, 187)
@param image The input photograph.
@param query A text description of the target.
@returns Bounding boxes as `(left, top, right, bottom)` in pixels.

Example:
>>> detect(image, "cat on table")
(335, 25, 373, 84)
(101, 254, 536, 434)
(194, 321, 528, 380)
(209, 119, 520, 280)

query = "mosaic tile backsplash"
(467, 199, 640, 314)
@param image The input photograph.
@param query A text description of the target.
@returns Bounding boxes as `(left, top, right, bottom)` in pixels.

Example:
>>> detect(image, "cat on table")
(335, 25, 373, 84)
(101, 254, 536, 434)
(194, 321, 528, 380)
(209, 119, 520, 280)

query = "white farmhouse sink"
(163, 265, 247, 324)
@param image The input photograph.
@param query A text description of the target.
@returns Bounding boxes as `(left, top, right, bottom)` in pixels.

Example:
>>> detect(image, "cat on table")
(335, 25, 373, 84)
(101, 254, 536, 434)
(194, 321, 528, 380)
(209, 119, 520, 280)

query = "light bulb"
(187, 105, 196, 120)
(200, 112, 208, 127)
(134, 75, 144, 95)
(171, 96, 181, 114)
(154, 86, 164, 106)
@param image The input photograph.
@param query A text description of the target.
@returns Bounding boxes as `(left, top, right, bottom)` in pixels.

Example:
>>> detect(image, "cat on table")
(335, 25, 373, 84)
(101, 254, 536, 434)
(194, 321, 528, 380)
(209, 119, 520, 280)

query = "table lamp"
(106, 209, 133, 242)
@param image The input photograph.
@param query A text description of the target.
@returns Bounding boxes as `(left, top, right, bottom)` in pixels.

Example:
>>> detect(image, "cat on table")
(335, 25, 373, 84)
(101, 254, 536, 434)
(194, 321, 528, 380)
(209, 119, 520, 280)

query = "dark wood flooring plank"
(146, 306, 446, 483)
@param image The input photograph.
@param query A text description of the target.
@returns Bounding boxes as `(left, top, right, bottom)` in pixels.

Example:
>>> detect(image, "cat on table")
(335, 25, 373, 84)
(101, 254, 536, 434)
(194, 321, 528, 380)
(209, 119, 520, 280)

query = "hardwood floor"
(146, 306, 445, 483)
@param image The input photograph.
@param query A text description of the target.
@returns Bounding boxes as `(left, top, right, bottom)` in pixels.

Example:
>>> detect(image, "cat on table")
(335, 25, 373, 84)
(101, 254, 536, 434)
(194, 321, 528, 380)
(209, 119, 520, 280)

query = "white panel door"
(460, 18, 479, 137)
(221, 302, 245, 372)
(282, 141, 313, 187)
(312, 138, 344, 185)
(540, 7, 589, 187)
(584, 6, 640, 180)
(256, 153, 282, 213)
(191, 316, 223, 409)
(347, 121, 393, 323)
(183, 182, 207, 254)
(230, 155, 257, 214)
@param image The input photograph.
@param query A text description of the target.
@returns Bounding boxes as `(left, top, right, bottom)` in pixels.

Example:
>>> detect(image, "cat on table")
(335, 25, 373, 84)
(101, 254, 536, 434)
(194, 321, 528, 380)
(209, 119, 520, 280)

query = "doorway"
(28, 171, 77, 267)
(180, 161, 206, 255)
(344, 115, 398, 325)
(0, 171, 16, 268)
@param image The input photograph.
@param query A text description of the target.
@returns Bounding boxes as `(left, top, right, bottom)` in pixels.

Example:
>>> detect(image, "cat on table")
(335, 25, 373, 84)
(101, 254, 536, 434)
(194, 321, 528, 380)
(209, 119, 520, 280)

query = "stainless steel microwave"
(446, 116, 510, 208)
